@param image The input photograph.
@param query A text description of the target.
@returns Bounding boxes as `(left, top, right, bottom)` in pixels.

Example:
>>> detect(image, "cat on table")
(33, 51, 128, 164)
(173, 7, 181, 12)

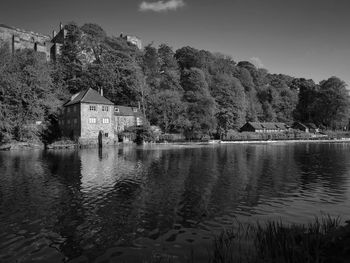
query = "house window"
(67, 107, 70, 113)
(89, 105, 97, 111)
(115, 107, 119, 112)
(102, 118, 110, 124)
(67, 119, 71, 125)
(133, 108, 138, 112)
(136, 117, 142, 126)
(73, 105, 77, 112)
(102, 106, 109, 111)
(73, 118, 77, 124)
(104, 133, 108, 137)
(89, 117, 97, 124)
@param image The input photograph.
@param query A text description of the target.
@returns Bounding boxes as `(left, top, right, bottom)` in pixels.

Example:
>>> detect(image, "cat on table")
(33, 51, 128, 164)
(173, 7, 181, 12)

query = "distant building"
(0, 24, 51, 60)
(292, 122, 319, 133)
(50, 23, 66, 61)
(292, 122, 308, 133)
(51, 23, 95, 64)
(59, 88, 145, 143)
(120, 33, 142, 49)
(0, 23, 142, 61)
(0, 22, 66, 61)
(240, 122, 289, 133)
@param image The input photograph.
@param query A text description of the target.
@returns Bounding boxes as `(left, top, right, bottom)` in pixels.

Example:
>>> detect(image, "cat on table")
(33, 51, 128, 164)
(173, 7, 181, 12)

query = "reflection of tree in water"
(206, 146, 251, 216)
(247, 145, 299, 198)
(133, 148, 190, 235)
(2, 143, 350, 262)
(293, 143, 349, 197)
(175, 147, 226, 225)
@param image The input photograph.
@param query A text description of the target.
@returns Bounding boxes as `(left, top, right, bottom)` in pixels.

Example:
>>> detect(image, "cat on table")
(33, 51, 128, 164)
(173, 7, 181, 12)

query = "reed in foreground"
(144, 216, 350, 263)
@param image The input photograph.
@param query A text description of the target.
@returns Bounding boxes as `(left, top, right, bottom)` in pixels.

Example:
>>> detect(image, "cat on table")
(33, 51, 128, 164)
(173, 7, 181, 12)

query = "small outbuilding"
(306, 123, 319, 133)
(292, 122, 319, 133)
(292, 122, 309, 133)
(240, 122, 289, 133)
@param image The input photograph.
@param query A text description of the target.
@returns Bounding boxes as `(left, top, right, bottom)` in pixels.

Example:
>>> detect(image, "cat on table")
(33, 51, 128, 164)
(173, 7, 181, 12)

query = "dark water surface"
(1, 143, 350, 262)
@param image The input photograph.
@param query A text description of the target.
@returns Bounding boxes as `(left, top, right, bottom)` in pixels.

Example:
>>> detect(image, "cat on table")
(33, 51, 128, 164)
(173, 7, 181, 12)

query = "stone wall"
(59, 104, 81, 139)
(80, 103, 115, 141)
(0, 25, 51, 60)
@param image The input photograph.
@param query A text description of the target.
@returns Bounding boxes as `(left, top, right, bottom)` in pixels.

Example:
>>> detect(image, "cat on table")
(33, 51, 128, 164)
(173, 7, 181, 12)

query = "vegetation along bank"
(0, 22, 349, 146)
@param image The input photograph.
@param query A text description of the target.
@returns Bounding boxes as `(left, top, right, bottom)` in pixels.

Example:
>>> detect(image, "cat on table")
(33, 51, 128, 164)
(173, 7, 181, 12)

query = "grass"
(144, 216, 350, 263)
(254, 216, 341, 263)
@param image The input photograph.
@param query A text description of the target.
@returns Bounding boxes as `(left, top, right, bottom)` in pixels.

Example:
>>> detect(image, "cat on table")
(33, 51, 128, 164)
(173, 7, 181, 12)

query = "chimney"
(100, 88, 103, 97)
(52, 30, 56, 38)
(59, 22, 63, 30)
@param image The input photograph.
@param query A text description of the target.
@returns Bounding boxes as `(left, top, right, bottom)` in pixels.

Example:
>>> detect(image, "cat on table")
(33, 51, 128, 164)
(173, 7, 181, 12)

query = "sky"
(1, 0, 349, 86)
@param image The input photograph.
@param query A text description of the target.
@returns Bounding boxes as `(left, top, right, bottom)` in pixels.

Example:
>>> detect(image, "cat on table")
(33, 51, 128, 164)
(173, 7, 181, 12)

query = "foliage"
(210, 74, 246, 138)
(1, 21, 349, 143)
(294, 77, 349, 130)
(181, 68, 216, 139)
(0, 46, 63, 141)
(125, 125, 157, 144)
(315, 77, 349, 129)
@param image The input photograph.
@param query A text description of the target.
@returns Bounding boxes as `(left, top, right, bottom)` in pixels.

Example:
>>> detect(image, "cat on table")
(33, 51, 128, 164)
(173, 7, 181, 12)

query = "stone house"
(59, 88, 115, 143)
(59, 88, 145, 144)
(240, 122, 290, 133)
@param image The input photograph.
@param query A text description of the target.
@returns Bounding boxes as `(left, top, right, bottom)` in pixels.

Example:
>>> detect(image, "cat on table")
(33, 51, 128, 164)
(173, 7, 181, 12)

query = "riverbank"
(221, 138, 350, 144)
(2, 137, 350, 151)
(0, 141, 44, 151)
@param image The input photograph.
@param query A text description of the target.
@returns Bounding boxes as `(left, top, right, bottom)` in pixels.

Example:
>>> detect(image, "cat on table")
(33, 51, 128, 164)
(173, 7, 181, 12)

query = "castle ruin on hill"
(0, 23, 142, 61)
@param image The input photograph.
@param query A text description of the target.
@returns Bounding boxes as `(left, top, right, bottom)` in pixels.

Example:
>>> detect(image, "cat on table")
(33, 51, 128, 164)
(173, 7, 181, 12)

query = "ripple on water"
(1, 143, 350, 262)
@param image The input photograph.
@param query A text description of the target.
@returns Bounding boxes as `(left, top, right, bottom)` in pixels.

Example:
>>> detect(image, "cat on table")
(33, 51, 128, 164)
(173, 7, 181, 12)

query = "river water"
(1, 142, 350, 262)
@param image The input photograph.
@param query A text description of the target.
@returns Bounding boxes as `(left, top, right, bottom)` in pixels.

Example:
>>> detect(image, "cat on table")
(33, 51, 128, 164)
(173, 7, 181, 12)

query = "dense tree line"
(0, 22, 349, 142)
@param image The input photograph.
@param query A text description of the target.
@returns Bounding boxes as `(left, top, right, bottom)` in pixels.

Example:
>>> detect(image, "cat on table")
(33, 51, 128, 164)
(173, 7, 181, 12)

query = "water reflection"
(0, 143, 350, 262)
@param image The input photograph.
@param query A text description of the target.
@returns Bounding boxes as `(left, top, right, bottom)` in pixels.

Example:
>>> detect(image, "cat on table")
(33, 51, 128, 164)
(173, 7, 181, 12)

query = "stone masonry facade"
(59, 104, 81, 139)
(0, 23, 66, 61)
(80, 103, 115, 141)
(0, 24, 51, 60)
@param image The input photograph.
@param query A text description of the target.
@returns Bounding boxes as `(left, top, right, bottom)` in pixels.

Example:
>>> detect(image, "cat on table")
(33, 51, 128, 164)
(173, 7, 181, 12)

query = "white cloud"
(139, 0, 185, 12)
(250, 57, 265, 69)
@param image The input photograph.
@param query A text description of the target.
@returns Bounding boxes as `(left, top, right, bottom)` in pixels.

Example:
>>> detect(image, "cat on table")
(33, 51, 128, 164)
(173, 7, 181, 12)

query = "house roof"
(246, 122, 289, 130)
(114, 105, 143, 117)
(63, 88, 114, 106)
(293, 122, 318, 129)
(305, 123, 318, 129)
(293, 122, 308, 129)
